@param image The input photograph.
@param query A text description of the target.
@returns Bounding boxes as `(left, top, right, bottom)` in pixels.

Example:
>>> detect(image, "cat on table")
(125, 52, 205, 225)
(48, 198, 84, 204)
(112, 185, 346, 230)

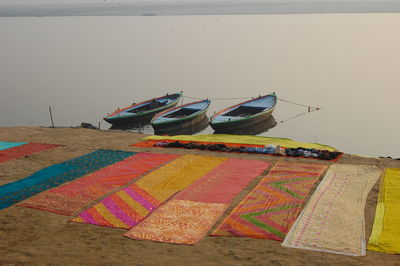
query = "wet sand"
(0, 126, 399, 265)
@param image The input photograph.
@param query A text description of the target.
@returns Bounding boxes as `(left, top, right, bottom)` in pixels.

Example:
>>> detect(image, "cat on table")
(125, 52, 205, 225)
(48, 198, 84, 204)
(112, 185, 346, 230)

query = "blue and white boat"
(151, 99, 210, 131)
(210, 93, 277, 132)
(103, 92, 182, 125)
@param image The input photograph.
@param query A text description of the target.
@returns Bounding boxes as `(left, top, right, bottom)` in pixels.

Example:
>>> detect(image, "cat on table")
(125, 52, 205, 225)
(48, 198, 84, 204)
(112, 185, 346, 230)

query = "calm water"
(1, 14, 399, 157)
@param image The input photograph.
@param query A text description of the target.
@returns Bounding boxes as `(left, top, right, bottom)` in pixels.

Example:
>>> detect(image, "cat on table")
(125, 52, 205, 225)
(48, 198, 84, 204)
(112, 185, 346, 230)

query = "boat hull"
(210, 107, 274, 132)
(152, 111, 208, 132)
(104, 109, 168, 125)
(104, 93, 182, 125)
(210, 93, 277, 133)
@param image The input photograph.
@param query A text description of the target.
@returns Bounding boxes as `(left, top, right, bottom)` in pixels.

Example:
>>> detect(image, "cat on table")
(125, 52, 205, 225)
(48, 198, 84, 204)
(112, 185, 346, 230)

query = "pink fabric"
(176, 158, 270, 203)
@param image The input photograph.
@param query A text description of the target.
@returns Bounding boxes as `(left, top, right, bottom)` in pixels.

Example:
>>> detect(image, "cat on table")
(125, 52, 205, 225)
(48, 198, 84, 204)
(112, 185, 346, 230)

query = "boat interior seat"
(181, 106, 201, 111)
(213, 115, 241, 122)
(224, 106, 266, 117)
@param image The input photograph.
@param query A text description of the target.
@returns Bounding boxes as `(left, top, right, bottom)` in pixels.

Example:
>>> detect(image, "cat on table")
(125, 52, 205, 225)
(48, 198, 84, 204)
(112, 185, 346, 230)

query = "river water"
(1, 13, 399, 157)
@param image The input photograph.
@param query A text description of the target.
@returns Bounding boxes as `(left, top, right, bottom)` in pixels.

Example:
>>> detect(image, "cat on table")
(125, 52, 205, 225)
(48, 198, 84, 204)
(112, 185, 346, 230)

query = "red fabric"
(0, 142, 60, 163)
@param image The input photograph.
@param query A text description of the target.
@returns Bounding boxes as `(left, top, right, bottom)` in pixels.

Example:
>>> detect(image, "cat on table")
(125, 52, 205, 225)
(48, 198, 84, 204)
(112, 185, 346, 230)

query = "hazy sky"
(0, 0, 377, 5)
(0, 0, 163, 5)
(0, 0, 204, 5)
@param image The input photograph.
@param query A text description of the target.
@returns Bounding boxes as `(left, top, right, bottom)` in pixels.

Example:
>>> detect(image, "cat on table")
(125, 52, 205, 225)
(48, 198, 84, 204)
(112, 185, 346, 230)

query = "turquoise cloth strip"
(0, 141, 27, 151)
(0, 149, 136, 210)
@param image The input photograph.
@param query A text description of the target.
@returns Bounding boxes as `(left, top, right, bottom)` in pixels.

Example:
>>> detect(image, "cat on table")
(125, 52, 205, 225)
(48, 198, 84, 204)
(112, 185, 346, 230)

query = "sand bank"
(0, 127, 399, 265)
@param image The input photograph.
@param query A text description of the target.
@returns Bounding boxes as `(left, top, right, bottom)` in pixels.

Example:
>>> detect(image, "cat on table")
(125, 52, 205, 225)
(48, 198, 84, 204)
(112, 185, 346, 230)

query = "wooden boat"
(210, 92, 277, 132)
(151, 99, 211, 132)
(103, 92, 182, 125)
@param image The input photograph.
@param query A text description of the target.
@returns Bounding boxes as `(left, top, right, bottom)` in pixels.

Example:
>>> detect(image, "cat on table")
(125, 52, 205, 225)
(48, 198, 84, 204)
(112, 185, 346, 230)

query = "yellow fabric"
(136, 154, 227, 201)
(118, 190, 149, 217)
(368, 168, 400, 254)
(143, 134, 336, 151)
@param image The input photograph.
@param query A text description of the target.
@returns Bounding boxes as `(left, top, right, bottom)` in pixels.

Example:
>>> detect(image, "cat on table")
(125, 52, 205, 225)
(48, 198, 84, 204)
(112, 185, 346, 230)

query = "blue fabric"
(0, 149, 136, 210)
(0, 141, 27, 151)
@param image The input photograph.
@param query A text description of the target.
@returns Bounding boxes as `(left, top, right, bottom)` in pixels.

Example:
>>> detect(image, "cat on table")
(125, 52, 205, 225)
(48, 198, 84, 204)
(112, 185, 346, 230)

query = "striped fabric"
(71, 155, 226, 229)
(73, 184, 161, 228)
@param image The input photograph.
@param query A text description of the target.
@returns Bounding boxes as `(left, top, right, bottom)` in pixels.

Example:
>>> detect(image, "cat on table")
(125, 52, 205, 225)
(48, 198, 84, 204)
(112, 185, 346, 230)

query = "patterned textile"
(211, 161, 328, 241)
(136, 134, 337, 151)
(368, 168, 400, 254)
(175, 158, 270, 203)
(18, 153, 180, 215)
(134, 154, 226, 202)
(71, 155, 226, 229)
(72, 183, 163, 228)
(0, 142, 60, 163)
(0, 141, 27, 151)
(0, 150, 134, 210)
(282, 164, 382, 256)
(124, 199, 228, 244)
(124, 158, 270, 244)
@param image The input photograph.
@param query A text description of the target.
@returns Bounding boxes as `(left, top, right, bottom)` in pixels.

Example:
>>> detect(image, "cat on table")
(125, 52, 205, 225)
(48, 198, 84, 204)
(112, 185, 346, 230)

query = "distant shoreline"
(1, 1, 400, 17)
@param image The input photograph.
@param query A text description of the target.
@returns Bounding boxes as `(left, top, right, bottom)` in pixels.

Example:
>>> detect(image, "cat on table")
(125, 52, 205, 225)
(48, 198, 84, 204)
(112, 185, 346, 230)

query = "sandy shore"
(0, 126, 399, 265)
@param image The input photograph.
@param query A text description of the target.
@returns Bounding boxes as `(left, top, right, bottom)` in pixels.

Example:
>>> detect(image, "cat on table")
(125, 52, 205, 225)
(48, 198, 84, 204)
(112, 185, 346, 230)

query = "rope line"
(184, 95, 321, 109)
(278, 109, 321, 124)
(277, 97, 321, 109)
(183, 96, 252, 101)
(183, 94, 323, 125)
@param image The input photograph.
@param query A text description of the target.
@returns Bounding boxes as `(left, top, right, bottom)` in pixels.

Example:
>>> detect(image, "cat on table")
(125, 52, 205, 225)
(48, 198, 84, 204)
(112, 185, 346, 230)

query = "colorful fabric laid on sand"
(17, 153, 180, 215)
(211, 161, 327, 241)
(149, 141, 343, 161)
(174, 158, 270, 203)
(0, 150, 134, 210)
(0, 142, 60, 163)
(71, 155, 226, 229)
(0, 141, 27, 151)
(282, 164, 382, 256)
(135, 134, 337, 151)
(124, 200, 227, 244)
(125, 158, 270, 244)
(368, 168, 400, 254)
